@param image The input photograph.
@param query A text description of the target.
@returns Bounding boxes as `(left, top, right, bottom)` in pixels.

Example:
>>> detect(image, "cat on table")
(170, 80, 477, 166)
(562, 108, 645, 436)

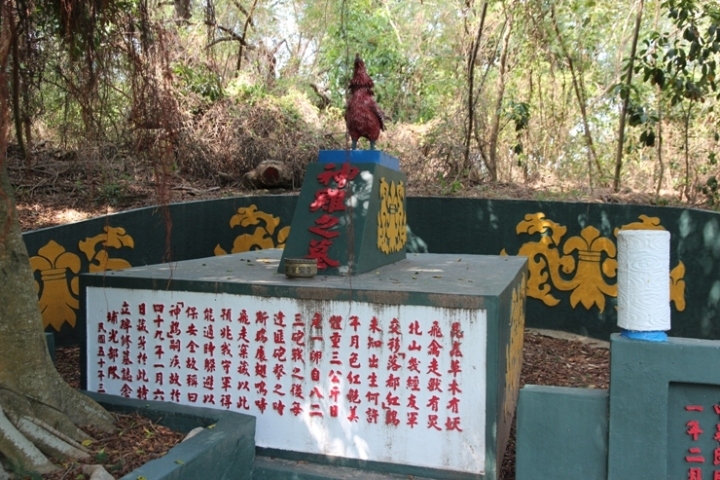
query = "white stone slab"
(86, 287, 487, 474)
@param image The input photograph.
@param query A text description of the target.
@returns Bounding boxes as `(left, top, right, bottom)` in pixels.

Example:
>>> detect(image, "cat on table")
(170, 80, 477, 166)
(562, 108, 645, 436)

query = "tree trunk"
(655, 98, 663, 199)
(7, 3, 25, 164)
(487, 13, 514, 182)
(464, 0, 489, 174)
(0, 1, 113, 475)
(550, 4, 604, 187)
(236, 0, 258, 72)
(682, 108, 691, 201)
(613, 0, 644, 192)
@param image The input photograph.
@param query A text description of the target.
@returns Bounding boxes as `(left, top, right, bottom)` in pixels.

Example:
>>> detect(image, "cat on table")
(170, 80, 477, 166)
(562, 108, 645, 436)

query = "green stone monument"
(81, 149, 528, 479)
(278, 150, 407, 275)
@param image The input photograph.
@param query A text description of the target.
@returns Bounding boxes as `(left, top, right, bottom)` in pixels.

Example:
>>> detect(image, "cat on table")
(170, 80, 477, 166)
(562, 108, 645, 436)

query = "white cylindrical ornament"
(617, 229, 671, 332)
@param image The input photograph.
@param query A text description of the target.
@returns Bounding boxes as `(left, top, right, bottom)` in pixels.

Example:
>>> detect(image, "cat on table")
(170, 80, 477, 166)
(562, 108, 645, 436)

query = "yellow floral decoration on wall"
(31, 226, 135, 330)
(79, 226, 134, 272)
(214, 204, 290, 255)
(30, 241, 81, 331)
(505, 273, 526, 426)
(377, 177, 407, 254)
(501, 213, 685, 312)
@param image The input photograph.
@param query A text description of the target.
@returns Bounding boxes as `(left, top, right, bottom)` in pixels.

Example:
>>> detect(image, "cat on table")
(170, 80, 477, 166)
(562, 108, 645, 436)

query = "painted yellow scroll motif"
(507, 213, 686, 312)
(510, 213, 574, 307)
(504, 273, 526, 426)
(79, 226, 135, 272)
(670, 261, 687, 311)
(377, 177, 407, 254)
(513, 214, 616, 312)
(30, 241, 81, 330)
(214, 204, 290, 255)
(615, 214, 663, 233)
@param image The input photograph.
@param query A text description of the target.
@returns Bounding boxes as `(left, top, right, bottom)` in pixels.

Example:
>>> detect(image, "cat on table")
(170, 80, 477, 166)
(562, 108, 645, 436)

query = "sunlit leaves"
(315, 0, 459, 123)
(504, 100, 531, 132)
(172, 63, 224, 102)
(638, 0, 720, 105)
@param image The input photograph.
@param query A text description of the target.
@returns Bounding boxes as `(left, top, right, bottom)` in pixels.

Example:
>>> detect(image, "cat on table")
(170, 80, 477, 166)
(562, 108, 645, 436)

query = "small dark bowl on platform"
(284, 258, 317, 278)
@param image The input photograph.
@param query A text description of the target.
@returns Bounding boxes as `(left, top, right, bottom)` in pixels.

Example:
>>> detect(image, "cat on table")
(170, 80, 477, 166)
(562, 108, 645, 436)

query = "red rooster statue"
(345, 54, 385, 150)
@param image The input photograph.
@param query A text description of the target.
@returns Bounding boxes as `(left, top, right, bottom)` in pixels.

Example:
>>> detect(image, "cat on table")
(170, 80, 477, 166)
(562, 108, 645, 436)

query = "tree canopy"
(0, 0, 717, 200)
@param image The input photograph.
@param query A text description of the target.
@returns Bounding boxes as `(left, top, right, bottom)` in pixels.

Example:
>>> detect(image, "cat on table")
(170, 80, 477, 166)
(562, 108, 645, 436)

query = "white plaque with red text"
(86, 287, 487, 474)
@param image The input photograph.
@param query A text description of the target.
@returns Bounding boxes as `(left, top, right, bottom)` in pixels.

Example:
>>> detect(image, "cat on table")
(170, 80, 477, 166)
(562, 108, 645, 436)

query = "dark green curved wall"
(23, 195, 717, 344)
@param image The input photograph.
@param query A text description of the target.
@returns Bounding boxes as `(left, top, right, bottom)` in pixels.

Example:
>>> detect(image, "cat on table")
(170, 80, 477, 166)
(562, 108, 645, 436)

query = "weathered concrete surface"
(516, 385, 608, 480)
(608, 334, 720, 479)
(253, 456, 436, 480)
(527, 328, 610, 349)
(83, 249, 527, 311)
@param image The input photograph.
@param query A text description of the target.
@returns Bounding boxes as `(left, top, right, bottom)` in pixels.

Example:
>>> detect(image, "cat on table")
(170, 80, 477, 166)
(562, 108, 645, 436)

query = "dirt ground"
(48, 346, 186, 479)
(7, 151, 612, 479)
(7, 139, 697, 233)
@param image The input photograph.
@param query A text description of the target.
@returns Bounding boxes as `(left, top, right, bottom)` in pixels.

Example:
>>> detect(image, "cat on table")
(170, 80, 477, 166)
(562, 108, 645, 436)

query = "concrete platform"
(253, 456, 434, 479)
(80, 249, 524, 308)
(81, 250, 526, 479)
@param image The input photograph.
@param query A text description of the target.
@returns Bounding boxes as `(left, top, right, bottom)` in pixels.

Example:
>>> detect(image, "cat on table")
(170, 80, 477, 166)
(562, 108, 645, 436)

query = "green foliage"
(316, 0, 456, 123)
(226, 75, 267, 104)
(172, 63, 224, 102)
(37, 0, 136, 55)
(8, 0, 720, 201)
(699, 175, 720, 205)
(637, 0, 720, 106)
(505, 100, 531, 132)
(319, 2, 403, 109)
(438, 173, 464, 195)
(632, 0, 720, 198)
(639, 129, 656, 147)
(94, 448, 110, 463)
(504, 100, 531, 155)
(621, 95, 658, 147)
(95, 173, 131, 206)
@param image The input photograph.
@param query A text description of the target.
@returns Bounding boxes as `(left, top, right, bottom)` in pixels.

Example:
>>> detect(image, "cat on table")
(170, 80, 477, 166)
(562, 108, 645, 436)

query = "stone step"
(253, 456, 436, 480)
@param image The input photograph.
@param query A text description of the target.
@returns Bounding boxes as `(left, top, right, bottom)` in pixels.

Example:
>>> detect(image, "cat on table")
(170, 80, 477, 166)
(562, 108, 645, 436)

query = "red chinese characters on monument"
(305, 163, 359, 269)
(682, 404, 720, 480)
(91, 296, 469, 436)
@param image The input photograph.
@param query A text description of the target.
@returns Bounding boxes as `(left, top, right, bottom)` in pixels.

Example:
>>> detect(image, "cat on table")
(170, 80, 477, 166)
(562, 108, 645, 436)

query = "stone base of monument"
(252, 453, 436, 479)
(80, 249, 526, 479)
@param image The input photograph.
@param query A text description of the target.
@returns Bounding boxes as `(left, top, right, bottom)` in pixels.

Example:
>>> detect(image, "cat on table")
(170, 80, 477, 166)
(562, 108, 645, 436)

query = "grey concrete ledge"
(527, 328, 610, 349)
(253, 455, 436, 479)
(254, 448, 481, 480)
